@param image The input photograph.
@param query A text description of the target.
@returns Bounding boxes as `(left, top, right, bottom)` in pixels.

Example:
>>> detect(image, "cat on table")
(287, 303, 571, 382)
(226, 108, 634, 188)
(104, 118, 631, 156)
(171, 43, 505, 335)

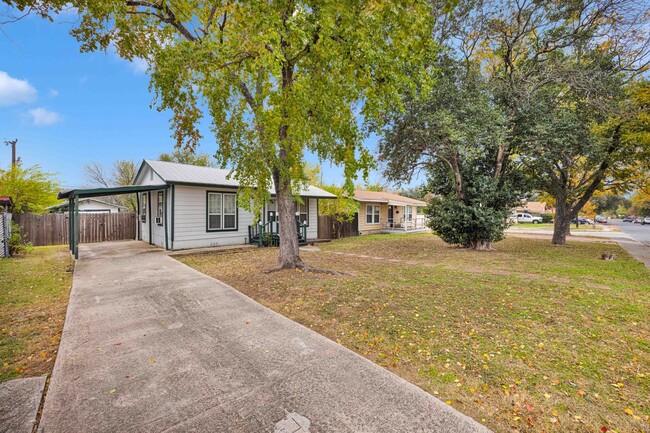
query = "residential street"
(609, 219, 650, 244)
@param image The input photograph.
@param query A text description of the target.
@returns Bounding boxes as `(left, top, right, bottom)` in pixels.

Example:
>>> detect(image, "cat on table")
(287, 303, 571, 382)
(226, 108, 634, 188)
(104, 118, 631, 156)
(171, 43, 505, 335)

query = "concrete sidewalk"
(39, 241, 489, 432)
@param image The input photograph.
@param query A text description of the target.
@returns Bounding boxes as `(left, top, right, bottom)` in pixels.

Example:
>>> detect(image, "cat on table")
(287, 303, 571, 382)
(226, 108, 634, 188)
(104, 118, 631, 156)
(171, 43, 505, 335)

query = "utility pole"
(4, 139, 18, 166)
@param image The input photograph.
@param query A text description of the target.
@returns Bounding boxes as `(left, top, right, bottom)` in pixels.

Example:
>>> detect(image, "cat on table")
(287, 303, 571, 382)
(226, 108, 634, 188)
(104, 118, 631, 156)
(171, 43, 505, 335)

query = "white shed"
(49, 198, 128, 214)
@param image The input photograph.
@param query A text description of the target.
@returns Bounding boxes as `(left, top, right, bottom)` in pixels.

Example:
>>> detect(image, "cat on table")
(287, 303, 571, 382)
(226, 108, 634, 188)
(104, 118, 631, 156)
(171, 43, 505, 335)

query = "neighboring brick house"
(353, 190, 428, 235)
(516, 201, 554, 215)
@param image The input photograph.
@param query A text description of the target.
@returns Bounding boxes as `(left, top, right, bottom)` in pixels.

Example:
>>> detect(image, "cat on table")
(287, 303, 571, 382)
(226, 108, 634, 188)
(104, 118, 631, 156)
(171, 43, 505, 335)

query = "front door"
(388, 206, 394, 228)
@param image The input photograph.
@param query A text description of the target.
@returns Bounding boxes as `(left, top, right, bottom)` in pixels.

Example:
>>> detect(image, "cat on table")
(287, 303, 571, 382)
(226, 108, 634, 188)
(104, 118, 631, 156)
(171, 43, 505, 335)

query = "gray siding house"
(133, 160, 334, 250)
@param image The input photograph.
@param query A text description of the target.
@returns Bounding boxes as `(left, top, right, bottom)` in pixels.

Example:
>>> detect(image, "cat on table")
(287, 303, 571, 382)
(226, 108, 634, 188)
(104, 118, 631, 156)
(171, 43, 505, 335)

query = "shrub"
(541, 213, 554, 223)
(8, 221, 33, 256)
(425, 197, 510, 250)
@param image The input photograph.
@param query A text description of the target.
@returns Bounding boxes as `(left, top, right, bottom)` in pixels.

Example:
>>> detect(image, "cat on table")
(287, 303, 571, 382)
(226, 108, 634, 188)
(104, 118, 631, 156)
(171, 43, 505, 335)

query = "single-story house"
(131, 160, 336, 250)
(353, 190, 428, 235)
(48, 198, 127, 214)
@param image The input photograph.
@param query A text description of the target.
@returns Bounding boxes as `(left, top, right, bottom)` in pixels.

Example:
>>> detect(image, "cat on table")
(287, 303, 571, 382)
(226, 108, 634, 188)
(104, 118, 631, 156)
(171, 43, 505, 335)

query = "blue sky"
(0, 9, 405, 189)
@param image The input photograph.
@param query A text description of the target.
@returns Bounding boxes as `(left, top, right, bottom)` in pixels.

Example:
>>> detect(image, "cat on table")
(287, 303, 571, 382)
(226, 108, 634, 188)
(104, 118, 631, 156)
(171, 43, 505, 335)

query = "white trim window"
(140, 193, 147, 223)
(366, 204, 380, 224)
(405, 205, 413, 221)
(207, 192, 238, 231)
(297, 199, 309, 225)
(156, 191, 164, 225)
(223, 194, 237, 229)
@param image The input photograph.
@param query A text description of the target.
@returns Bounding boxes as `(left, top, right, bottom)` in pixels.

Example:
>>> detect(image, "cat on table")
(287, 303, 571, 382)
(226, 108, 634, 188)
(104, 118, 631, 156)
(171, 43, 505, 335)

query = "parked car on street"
(516, 213, 543, 224)
(571, 216, 591, 225)
(642, 216, 650, 225)
(595, 215, 608, 223)
(622, 215, 634, 222)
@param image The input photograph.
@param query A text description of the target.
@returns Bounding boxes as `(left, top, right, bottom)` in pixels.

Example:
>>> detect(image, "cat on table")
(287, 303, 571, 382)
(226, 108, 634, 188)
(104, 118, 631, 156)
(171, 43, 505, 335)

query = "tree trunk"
(469, 240, 492, 250)
(272, 167, 303, 270)
(552, 199, 572, 245)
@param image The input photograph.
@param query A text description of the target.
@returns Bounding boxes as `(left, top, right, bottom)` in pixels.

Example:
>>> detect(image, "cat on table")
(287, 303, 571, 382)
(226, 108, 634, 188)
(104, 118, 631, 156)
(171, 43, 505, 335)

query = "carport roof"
(57, 184, 167, 200)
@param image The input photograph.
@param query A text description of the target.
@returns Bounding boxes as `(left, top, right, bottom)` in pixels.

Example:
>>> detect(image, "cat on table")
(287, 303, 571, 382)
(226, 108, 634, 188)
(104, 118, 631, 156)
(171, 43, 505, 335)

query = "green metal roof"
(57, 184, 167, 200)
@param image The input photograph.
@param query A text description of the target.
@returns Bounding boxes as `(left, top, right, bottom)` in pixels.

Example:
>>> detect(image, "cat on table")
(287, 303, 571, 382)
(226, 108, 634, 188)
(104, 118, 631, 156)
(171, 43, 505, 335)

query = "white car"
(642, 217, 650, 225)
(516, 213, 543, 224)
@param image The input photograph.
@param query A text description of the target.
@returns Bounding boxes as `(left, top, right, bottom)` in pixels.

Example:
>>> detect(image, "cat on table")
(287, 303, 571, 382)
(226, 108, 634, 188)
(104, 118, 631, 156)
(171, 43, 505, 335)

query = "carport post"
(74, 195, 79, 260)
(68, 197, 74, 252)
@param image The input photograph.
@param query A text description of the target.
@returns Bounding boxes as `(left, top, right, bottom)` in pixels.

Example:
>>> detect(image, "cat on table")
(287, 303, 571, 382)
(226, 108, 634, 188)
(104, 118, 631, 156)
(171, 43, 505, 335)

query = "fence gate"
(317, 214, 359, 240)
(13, 212, 137, 247)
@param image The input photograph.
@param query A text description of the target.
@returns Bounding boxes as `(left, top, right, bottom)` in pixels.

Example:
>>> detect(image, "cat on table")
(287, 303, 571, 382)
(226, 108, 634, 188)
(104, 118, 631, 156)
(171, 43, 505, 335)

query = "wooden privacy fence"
(13, 212, 137, 246)
(317, 214, 358, 240)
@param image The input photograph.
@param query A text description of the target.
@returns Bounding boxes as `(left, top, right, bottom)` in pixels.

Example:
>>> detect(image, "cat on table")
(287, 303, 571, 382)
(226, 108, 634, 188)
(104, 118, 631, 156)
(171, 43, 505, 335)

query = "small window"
(207, 192, 222, 230)
(297, 199, 309, 225)
(156, 191, 164, 225)
(140, 193, 147, 223)
(207, 192, 237, 231)
(405, 206, 413, 221)
(223, 194, 237, 229)
(366, 204, 380, 224)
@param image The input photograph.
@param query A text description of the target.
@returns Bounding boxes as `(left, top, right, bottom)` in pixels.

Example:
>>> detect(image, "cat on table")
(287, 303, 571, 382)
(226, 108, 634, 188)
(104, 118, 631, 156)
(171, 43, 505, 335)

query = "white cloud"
(28, 107, 62, 126)
(48, 88, 59, 97)
(0, 71, 37, 106)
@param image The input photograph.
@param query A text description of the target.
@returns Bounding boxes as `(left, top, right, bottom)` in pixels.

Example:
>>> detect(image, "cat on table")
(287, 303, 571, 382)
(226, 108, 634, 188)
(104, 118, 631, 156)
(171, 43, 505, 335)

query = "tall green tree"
(23, 0, 435, 271)
(379, 55, 524, 249)
(159, 147, 215, 167)
(427, 0, 650, 246)
(520, 77, 650, 243)
(0, 163, 60, 214)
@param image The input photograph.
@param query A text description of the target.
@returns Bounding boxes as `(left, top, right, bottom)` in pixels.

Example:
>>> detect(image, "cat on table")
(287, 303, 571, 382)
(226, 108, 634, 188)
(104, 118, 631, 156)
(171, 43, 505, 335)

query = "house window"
(207, 192, 237, 231)
(223, 194, 237, 229)
(297, 199, 309, 225)
(140, 193, 147, 223)
(366, 204, 380, 224)
(405, 206, 413, 221)
(156, 191, 164, 225)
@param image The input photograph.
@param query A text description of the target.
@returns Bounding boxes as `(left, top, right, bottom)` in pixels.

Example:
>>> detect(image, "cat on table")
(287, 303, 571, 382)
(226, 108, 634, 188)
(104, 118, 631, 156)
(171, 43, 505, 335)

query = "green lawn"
(0, 246, 74, 382)
(178, 234, 649, 433)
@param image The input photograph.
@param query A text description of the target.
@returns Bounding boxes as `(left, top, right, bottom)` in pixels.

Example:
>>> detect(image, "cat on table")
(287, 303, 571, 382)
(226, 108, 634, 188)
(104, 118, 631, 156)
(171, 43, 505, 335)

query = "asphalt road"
(609, 219, 650, 245)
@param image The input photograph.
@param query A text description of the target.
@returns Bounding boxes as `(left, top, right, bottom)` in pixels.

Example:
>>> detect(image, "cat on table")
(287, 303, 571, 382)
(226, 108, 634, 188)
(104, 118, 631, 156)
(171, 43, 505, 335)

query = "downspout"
(164, 188, 169, 250)
(171, 185, 175, 250)
(148, 192, 152, 245)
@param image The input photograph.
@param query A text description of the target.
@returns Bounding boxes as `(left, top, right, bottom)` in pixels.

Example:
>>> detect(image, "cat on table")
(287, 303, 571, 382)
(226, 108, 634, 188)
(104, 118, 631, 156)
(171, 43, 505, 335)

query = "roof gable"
(135, 160, 336, 198)
(353, 190, 427, 206)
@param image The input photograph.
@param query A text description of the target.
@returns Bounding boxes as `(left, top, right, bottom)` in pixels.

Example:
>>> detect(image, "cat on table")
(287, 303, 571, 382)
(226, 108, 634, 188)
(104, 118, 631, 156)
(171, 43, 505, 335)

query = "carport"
(58, 185, 166, 259)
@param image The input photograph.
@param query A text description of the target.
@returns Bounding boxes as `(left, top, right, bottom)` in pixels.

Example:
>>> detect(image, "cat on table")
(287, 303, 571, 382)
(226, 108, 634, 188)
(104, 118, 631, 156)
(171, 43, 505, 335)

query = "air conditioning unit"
(155, 217, 163, 225)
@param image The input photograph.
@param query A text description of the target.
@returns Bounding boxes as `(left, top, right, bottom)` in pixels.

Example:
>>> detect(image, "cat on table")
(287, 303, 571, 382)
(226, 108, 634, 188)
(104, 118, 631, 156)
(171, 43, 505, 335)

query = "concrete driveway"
(39, 241, 488, 433)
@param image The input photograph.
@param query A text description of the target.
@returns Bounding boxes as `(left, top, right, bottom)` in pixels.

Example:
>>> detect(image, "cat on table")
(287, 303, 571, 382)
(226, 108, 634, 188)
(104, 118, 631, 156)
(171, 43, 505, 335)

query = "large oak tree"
(6, 0, 435, 270)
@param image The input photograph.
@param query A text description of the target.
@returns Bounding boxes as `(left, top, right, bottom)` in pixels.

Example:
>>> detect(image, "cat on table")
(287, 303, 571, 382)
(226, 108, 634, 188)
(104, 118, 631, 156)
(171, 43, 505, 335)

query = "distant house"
(516, 201, 553, 215)
(49, 198, 128, 214)
(353, 190, 428, 235)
